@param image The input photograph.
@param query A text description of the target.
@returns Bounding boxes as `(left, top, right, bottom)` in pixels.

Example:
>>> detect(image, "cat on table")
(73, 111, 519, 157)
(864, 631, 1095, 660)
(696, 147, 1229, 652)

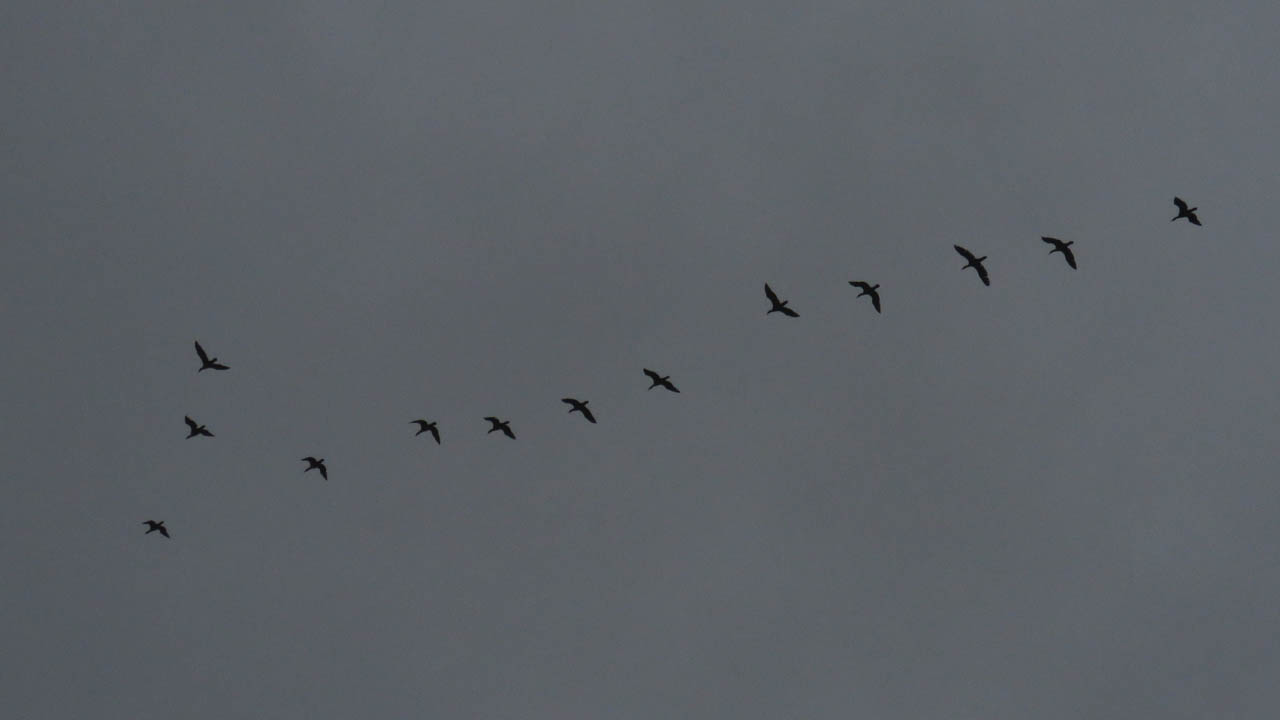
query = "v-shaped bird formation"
(151, 197, 1202, 538)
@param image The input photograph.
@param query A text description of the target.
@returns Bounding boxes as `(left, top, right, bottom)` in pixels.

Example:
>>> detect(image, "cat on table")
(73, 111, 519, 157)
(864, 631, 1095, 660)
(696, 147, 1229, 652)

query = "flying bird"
(301, 456, 328, 480)
(561, 398, 597, 423)
(143, 520, 170, 538)
(484, 417, 516, 439)
(184, 415, 214, 439)
(1172, 197, 1201, 226)
(848, 281, 882, 313)
(1040, 237, 1077, 269)
(764, 283, 799, 317)
(411, 419, 441, 444)
(953, 245, 990, 286)
(194, 341, 229, 371)
(643, 368, 680, 393)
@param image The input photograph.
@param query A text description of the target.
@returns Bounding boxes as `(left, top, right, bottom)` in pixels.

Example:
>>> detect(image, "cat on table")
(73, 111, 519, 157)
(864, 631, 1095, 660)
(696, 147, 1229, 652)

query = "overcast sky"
(5, 1, 1280, 717)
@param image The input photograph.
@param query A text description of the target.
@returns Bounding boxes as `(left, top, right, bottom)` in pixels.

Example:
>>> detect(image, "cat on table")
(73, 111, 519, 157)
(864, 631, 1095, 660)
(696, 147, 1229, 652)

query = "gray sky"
(5, 1, 1280, 717)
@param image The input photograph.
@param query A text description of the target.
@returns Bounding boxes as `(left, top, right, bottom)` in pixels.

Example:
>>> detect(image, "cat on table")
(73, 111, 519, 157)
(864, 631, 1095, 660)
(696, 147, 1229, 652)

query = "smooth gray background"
(5, 1, 1279, 717)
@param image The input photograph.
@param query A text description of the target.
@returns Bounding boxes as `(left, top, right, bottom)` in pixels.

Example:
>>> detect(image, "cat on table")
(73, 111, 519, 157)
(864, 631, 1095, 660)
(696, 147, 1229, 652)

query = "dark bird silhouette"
(301, 456, 328, 480)
(953, 245, 990, 286)
(848, 281, 882, 313)
(1172, 197, 1201, 226)
(143, 520, 170, 538)
(643, 368, 680, 393)
(484, 417, 516, 439)
(561, 398, 597, 423)
(411, 419, 441, 444)
(764, 283, 799, 317)
(1040, 237, 1077, 269)
(184, 415, 214, 439)
(194, 341, 229, 371)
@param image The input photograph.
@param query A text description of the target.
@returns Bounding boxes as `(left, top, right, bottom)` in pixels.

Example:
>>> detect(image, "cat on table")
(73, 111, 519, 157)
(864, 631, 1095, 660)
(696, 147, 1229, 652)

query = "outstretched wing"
(301, 456, 318, 463)
(318, 464, 328, 480)
(1173, 197, 1189, 213)
(194, 341, 210, 364)
(484, 416, 500, 425)
(1062, 247, 1077, 269)
(561, 398, 577, 406)
(159, 526, 170, 538)
(580, 406, 597, 423)
(871, 294, 882, 313)
(1041, 236, 1063, 248)
(502, 425, 516, 439)
(429, 426, 441, 444)
(849, 281, 871, 292)
(764, 283, 780, 305)
(975, 263, 991, 286)
(184, 416, 198, 432)
(663, 379, 680, 393)
(779, 306, 799, 317)
(1188, 212, 1201, 226)
(643, 369, 661, 383)
(954, 245, 977, 263)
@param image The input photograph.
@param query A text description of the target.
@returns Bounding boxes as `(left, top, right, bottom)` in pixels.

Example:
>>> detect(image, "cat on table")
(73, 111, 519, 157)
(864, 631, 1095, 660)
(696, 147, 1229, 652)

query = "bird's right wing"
(582, 407, 597, 423)
(764, 283, 780, 304)
(976, 265, 991, 285)
(643, 369, 661, 382)
(954, 245, 977, 262)
(1040, 236, 1061, 247)
(194, 341, 210, 363)
(664, 380, 680, 393)
(1174, 197, 1189, 212)
(184, 416, 198, 431)
(872, 295, 882, 313)
(849, 281, 870, 291)
(430, 427, 441, 444)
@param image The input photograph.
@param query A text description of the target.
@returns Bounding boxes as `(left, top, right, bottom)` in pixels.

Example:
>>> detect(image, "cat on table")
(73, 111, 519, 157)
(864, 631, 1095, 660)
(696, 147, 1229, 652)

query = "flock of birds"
(141, 196, 1205, 538)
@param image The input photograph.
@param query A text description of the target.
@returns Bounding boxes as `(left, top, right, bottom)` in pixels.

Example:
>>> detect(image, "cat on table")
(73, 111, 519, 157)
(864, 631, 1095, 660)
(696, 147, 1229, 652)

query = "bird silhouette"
(848, 281, 882, 313)
(953, 245, 990, 286)
(194, 341, 229, 371)
(1172, 197, 1201, 226)
(1040, 237, 1077, 269)
(301, 456, 328, 480)
(643, 368, 680, 393)
(764, 283, 799, 317)
(562, 398, 597, 423)
(143, 520, 170, 538)
(411, 419, 441, 444)
(484, 417, 516, 439)
(184, 415, 214, 439)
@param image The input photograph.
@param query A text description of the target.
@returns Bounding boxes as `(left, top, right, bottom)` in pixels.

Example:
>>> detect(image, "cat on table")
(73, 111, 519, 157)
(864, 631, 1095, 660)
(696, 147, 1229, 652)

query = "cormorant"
(561, 398, 597, 423)
(143, 520, 170, 538)
(301, 456, 328, 480)
(194, 341, 229, 371)
(411, 419, 441, 444)
(484, 417, 516, 439)
(1040, 237, 1077, 269)
(184, 416, 214, 439)
(1172, 197, 1201, 226)
(848, 281, 882, 312)
(764, 283, 799, 317)
(643, 368, 680, 393)
(953, 245, 990, 286)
